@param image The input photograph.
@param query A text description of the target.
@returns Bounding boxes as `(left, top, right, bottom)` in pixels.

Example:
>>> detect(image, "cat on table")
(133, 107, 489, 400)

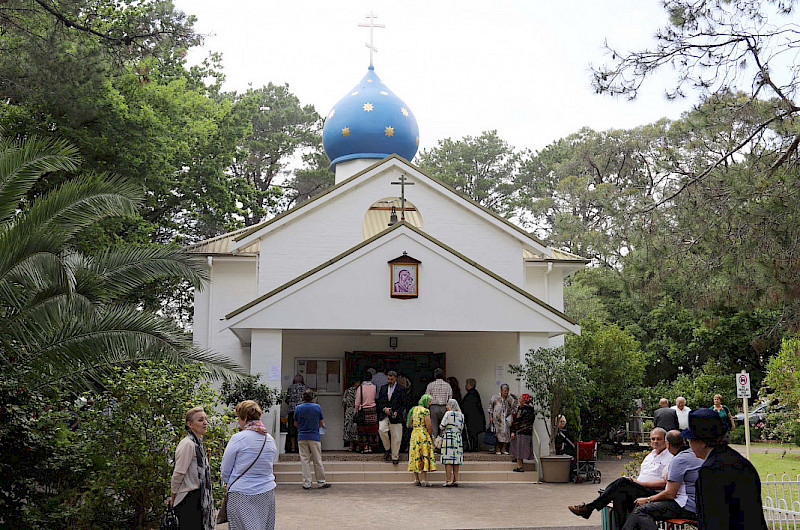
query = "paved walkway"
(217, 455, 630, 529)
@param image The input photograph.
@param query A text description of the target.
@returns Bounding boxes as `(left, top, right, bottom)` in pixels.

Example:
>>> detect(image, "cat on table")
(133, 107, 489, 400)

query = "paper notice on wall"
(268, 364, 280, 380)
(495, 364, 505, 387)
(306, 374, 317, 389)
(328, 374, 339, 386)
(318, 363, 327, 378)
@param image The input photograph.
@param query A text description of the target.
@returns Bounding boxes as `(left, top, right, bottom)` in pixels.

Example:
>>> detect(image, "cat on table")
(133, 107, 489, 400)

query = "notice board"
(295, 358, 342, 396)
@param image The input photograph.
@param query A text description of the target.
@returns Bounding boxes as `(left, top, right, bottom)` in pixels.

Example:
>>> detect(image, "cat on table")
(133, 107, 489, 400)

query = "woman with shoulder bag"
(170, 407, 215, 530)
(220, 400, 279, 530)
(354, 371, 379, 454)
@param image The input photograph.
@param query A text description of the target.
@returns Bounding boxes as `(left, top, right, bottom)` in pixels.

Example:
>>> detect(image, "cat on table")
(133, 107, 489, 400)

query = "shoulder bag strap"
(227, 434, 268, 488)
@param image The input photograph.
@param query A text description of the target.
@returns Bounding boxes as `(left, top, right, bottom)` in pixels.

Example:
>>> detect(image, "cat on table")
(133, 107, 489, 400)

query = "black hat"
(680, 408, 727, 440)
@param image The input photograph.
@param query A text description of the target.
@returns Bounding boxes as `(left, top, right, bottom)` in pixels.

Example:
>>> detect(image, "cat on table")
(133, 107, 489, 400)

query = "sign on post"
(738, 370, 751, 460)
(737, 372, 751, 398)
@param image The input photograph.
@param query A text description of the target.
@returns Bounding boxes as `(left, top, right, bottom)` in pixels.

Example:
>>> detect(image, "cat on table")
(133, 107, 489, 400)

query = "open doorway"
(345, 351, 445, 404)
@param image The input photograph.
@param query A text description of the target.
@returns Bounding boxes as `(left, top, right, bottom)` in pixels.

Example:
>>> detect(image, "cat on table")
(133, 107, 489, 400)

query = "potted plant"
(510, 345, 588, 482)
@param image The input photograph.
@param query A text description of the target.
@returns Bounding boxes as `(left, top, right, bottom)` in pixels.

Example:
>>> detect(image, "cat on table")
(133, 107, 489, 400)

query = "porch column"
(518, 333, 551, 457)
(251, 329, 283, 445)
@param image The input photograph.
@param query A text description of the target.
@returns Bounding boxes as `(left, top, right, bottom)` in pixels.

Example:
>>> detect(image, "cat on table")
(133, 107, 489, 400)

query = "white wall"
(279, 331, 532, 450)
(255, 162, 526, 296)
(193, 257, 257, 371)
(231, 230, 575, 335)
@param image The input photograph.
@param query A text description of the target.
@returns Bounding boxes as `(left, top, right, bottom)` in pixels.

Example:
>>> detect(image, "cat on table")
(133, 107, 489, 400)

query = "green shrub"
(220, 373, 284, 409)
(75, 361, 233, 528)
(730, 425, 746, 444)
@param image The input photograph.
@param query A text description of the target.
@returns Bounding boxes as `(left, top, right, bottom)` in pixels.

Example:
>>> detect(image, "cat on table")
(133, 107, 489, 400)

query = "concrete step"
(274, 460, 537, 484)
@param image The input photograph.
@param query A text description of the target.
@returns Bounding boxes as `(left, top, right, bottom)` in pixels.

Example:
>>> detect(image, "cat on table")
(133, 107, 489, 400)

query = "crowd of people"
(170, 382, 767, 530)
(568, 395, 767, 530)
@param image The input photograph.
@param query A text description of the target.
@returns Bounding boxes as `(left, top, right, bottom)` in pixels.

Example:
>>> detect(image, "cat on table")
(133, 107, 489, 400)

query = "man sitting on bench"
(622, 429, 702, 529)
(568, 428, 674, 529)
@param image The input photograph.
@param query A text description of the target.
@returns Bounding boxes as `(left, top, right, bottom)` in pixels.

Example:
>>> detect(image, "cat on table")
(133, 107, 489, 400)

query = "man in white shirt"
(671, 396, 691, 431)
(569, 428, 674, 529)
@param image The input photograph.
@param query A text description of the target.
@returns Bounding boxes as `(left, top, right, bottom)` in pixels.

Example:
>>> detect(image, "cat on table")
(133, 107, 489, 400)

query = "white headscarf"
(447, 398, 461, 414)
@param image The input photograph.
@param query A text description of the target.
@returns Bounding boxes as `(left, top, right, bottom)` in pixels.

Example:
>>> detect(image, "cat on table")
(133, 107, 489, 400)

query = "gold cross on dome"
(358, 11, 385, 67)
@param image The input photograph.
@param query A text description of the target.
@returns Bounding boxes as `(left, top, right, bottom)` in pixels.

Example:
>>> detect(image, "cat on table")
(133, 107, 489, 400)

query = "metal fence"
(764, 473, 800, 528)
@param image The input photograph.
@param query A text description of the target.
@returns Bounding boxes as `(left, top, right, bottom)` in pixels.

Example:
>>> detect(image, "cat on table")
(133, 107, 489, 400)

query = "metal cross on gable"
(391, 174, 414, 221)
(358, 11, 385, 67)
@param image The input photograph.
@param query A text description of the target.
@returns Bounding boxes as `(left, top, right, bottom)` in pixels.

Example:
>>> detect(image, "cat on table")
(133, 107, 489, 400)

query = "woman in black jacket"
(461, 378, 486, 452)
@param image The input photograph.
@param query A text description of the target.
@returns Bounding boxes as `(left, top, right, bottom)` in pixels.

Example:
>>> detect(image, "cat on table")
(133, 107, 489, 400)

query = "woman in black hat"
(683, 408, 767, 530)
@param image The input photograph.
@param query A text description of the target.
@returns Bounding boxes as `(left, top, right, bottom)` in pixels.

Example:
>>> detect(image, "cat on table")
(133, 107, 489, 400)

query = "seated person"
(554, 415, 576, 457)
(568, 428, 674, 530)
(622, 430, 702, 529)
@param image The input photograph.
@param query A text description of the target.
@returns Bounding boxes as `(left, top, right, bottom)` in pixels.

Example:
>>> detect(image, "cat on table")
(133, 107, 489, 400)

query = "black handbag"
(483, 424, 497, 447)
(160, 505, 179, 530)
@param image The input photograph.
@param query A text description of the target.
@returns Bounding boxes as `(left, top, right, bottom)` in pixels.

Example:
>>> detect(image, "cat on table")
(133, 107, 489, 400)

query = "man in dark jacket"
(461, 378, 486, 451)
(376, 370, 406, 464)
(684, 408, 768, 530)
(653, 398, 679, 431)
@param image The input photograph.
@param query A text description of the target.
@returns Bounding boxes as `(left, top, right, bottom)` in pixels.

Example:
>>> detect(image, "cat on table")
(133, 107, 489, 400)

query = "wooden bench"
(601, 506, 697, 529)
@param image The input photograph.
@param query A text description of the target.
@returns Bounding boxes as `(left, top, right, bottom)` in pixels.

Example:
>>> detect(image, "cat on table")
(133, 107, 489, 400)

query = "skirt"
(510, 433, 534, 460)
(357, 406, 379, 449)
(228, 489, 276, 530)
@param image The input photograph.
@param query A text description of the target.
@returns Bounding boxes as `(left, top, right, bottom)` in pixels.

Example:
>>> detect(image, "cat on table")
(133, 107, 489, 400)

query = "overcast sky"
(174, 1, 697, 154)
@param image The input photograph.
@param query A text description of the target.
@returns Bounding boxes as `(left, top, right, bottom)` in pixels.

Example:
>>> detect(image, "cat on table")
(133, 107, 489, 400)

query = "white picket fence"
(764, 473, 800, 528)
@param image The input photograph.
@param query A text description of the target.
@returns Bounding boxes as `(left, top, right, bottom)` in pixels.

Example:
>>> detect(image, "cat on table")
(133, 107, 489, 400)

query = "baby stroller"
(572, 440, 601, 483)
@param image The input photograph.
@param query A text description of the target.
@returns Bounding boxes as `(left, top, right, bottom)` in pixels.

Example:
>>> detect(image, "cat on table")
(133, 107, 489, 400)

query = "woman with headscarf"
(440, 398, 465, 486)
(488, 383, 516, 454)
(446, 376, 463, 405)
(170, 406, 214, 530)
(407, 394, 437, 486)
(510, 394, 536, 472)
(285, 374, 307, 453)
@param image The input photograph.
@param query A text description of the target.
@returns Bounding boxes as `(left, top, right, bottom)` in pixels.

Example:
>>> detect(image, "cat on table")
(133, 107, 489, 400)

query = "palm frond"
(13, 173, 141, 245)
(90, 246, 210, 299)
(0, 136, 81, 223)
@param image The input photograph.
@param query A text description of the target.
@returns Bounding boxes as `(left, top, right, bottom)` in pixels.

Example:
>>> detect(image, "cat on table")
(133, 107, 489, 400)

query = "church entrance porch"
(345, 351, 445, 402)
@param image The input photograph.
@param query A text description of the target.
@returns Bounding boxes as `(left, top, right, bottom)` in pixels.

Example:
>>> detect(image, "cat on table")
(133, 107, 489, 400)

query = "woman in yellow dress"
(407, 394, 437, 486)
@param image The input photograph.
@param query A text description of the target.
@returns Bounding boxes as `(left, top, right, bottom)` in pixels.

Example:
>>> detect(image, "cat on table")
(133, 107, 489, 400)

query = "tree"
(230, 83, 323, 225)
(764, 337, 800, 406)
(0, 134, 242, 391)
(509, 346, 589, 450)
(592, 0, 800, 203)
(417, 130, 521, 216)
(566, 320, 648, 440)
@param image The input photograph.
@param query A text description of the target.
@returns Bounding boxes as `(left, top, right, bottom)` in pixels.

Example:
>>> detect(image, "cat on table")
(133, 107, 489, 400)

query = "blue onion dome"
(323, 66, 420, 168)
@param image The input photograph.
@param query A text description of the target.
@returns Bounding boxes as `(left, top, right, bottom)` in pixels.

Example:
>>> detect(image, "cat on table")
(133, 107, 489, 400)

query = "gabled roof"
(225, 221, 578, 335)
(230, 155, 551, 256)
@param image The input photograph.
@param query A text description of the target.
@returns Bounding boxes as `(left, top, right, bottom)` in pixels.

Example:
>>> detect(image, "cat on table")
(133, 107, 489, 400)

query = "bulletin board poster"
(296, 359, 342, 396)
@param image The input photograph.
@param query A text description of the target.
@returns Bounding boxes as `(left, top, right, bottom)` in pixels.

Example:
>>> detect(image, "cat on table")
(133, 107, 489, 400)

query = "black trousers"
(588, 477, 657, 530)
(174, 488, 202, 530)
(622, 499, 696, 530)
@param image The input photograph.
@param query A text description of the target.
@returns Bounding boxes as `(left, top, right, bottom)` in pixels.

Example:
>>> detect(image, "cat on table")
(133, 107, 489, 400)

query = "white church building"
(189, 63, 587, 452)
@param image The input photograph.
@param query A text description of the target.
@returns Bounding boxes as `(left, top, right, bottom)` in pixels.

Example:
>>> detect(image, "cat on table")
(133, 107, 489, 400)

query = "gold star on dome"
(341, 127, 350, 137)
(380, 91, 389, 95)
(351, 91, 359, 96)
(385, 126, 394, 137)
(415, 137, 420, 146)
(328, 109, 336, 119)
(367, 79, 373, 83)
(401, 107, 409, 117)
(363, 103, 374, 112)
